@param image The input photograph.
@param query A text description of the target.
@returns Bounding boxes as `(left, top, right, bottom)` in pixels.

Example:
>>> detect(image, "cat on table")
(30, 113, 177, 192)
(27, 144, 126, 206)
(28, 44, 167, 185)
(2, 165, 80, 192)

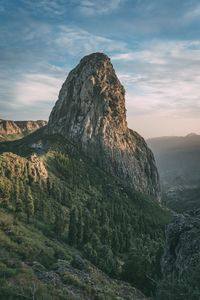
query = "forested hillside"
(0, 130, 170, 299)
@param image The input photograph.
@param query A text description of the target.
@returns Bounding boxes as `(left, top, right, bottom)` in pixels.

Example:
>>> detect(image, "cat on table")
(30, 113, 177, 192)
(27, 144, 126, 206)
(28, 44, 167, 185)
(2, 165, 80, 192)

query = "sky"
(1, 0, 200, 138)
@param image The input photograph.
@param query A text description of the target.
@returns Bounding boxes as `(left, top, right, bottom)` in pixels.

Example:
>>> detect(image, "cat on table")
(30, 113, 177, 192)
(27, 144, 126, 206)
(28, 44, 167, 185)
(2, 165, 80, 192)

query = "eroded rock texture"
(161, 211, 200, 276)
(47, 53, 160, 198)
(0, 119, 47, 140)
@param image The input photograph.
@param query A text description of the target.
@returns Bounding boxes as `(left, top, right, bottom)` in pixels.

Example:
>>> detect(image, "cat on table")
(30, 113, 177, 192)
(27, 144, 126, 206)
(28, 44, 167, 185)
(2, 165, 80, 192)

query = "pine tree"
(101, 224, 111, 246)
(125, 225, 132, 251)
(67, 192, 72, 208)
(54, 206, 66, 236)
(0, 189, 9, 208)
(15, 180, 23, 217)
(56, 189, 62, 202)
(112, 229, 120, 254)
(27, 163, 34, 184)
(19, 180, 25, 196)
(91, 233, 101, 249)
(68, 207, 78, 246)
(118, 230, 124, 252)
(100, 208, 109, 226)
(46, 178, 51, 196)
(77, 208, 83, 246)
(26, 186, 34, 223)
(83, 210, 91, 244)
(0, 178, 10, 208)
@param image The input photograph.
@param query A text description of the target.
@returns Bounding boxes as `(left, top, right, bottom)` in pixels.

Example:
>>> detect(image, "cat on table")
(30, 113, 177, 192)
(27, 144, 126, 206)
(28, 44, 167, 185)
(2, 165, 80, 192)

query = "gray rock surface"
(47, 52, 160, 198)
(161, 210, 200, 276)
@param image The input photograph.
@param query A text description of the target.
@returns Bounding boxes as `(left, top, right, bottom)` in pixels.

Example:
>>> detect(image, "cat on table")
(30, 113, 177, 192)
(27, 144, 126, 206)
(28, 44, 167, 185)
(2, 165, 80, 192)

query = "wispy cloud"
(78, 0, 124, 15)
(21, 0, 68, 16)
(115, 40, 200, 123)
(0, 19, 127, 120)
(0, 20, 127, 63)
(0, 64, 66, 120)
(15, 73, 63, 105)
(1, 0, 200, 136)
(112, 40, 200, 63)
(20, 0, 124, 17)
(183, 3, 200, 22)
(55, 25, 127, 55)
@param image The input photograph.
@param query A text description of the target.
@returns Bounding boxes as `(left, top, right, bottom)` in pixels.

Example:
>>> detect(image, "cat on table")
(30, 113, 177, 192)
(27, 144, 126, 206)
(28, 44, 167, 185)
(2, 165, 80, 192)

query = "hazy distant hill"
(147, 134, 200, 212)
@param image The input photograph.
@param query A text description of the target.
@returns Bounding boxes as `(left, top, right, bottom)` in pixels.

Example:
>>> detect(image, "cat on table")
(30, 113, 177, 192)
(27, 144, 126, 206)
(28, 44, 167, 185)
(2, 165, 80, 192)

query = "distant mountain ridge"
(147, 134, 200, 182)
(0, 119, 47, 141)
(147, 134, 200, 212)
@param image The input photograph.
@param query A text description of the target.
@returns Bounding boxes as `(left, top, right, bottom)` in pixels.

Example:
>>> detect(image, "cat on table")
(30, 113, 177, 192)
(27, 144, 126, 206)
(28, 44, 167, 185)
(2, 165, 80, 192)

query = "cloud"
(0, 68, 67, 121)
(0, 19, 127, 65)
(112, 51, 167, 65)
(118, 73, 148, 84)
(55, 26, 127, 56)
(1, 0, 200, 136)
(114, 40, 200, 121)
(20, 0, 124, 17)
(183, 3, 200, 22)
(21, 0, 68, 16)
(0, 17, 128, 119)
(78, 0, 124, 15)
(112, 40, 200, 63)
(14, 72, 64, 106)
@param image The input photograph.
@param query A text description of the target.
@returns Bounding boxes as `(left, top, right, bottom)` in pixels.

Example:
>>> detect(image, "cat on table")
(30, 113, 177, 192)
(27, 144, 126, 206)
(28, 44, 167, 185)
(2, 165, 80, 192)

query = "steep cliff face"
(47, 53, 160, 198)
(161, 211, 200, 276)
(0, 119, 47, 140)
(156, 211, 200, 298)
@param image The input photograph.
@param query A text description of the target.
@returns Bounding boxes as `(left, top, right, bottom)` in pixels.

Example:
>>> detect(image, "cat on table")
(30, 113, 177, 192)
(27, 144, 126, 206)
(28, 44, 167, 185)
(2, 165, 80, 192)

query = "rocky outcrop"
(0, 152, 48, 180)
(0, 119, 47, 141)
(47, 53, 160, 199)
(161, 210, 200, 276)
(30, 154, 48, 179)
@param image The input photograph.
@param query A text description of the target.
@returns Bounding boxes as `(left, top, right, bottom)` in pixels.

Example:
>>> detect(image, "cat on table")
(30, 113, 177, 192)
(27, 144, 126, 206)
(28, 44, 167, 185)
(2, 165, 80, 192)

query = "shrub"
(0, 262, 18, 278)
(62, 273, 82, 288)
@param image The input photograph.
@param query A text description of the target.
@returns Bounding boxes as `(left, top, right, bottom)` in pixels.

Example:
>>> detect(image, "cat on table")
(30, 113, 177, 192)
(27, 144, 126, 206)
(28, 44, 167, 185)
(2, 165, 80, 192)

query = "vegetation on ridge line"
(0, 132, 171, 297)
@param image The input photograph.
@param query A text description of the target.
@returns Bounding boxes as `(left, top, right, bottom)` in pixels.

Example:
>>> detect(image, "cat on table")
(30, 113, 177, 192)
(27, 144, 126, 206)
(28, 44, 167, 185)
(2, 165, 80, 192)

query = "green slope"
(0, 209, 148, 300)
(0, 130, 171, 298)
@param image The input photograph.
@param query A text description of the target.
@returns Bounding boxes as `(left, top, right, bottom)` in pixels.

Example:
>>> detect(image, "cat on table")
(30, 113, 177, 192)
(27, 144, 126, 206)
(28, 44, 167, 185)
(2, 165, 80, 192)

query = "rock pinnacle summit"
(47, 52, 160, 198)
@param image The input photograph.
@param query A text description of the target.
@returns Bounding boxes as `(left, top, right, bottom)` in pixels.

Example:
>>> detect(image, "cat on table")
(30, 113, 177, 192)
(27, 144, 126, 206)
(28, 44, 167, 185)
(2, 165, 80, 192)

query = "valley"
(148, 134, 200, 212)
